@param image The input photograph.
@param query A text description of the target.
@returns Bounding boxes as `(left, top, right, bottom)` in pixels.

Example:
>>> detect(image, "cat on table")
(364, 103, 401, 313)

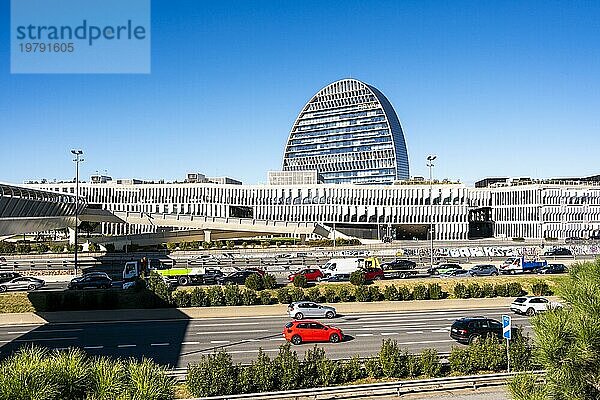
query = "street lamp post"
(427, 155, 437, 270)
(71, 149, 84, 276)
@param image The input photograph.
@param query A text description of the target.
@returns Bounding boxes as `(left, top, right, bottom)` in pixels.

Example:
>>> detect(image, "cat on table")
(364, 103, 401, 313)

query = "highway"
(0, 306, 532, 367)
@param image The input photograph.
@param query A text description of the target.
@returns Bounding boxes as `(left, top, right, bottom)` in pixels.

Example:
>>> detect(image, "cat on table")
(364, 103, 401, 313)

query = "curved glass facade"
(283, 79, 409, 184)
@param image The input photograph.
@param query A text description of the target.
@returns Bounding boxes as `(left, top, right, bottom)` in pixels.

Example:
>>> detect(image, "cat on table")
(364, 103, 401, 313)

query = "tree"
(349, 271, 365, 286)
(509, 260, 600, 400)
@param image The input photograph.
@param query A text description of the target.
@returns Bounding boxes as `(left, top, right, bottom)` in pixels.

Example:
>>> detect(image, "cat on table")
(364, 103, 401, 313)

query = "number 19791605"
(19, 42, 74, 52)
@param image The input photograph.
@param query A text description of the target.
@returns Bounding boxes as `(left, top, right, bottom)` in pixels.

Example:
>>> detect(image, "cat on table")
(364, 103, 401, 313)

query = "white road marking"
(210, 340, 230, 344)
(6, 331, 29, 335)
(151, 343, 170, 346)
(406, 331, 424, 334)
(381, 332, 398, 336)
(117, 344, 136, 348)
(194, 322, 261, 327)
(355, 333, 374, 337)
(0, 336, 77, 343)
(396, 339, 455, 345)
(182, 341, 200, 345)
(269, 337, 286, 341)
(84, 346, 104, 349)
(197, 330, 268, 335)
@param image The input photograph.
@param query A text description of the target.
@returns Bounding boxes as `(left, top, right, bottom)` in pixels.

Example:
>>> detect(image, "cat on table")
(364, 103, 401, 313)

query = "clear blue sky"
(1, 0, 599, 185)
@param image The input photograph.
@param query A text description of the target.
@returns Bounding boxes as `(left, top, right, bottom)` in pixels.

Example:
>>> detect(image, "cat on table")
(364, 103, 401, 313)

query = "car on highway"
(244, 267, 265, 276)
(536, 263, 566, 274)
(450, 317, 503, 344)
(381, 259, 417, 279)
(288, 301, 336, 319)
(201, 269, 224, 285)
(510, 296, 562, 316)
(0, 276, 45, 292)
(325, 273, 350, 282)
(437, 269, 472, 279)
(82, 271, 111, 280)
(428, 263, 462, 275)
(288, 268, 324, 282)
(218, 270, 261, 285)
(468, 264, 499, 276)
(0, 271, 21, 284)
(68, 274, 113, 290)
(543, 247, 572, 256)
(363, 267, 384, 281)
(283, 320, 343, 345)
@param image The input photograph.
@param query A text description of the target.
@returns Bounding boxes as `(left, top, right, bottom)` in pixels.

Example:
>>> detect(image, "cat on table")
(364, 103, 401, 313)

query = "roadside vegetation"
(508, 259, 600, 400)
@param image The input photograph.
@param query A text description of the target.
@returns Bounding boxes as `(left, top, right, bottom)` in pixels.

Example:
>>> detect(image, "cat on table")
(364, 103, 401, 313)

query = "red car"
(283, 320, 343, 345)
(363, 267, 384, 281)
(288, 268, 324, 282)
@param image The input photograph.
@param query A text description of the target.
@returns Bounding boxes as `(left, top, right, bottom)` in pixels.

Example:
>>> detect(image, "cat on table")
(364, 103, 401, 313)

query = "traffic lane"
(0, 307, 533, 366)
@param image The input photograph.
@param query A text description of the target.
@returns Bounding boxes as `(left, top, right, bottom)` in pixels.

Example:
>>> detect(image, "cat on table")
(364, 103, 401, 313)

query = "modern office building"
(282, 79, 410, 184)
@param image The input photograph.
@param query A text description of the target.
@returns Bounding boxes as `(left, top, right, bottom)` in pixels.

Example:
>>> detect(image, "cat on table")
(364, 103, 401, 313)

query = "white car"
(510, 296, 562, 316)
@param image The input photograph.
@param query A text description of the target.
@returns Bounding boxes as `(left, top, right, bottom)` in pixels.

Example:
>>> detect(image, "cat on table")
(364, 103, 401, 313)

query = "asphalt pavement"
(0, 306, 532, 367)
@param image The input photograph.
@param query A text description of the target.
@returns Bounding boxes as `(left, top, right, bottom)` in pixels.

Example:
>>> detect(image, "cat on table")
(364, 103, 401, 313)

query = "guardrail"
(180, 370, 545, 400)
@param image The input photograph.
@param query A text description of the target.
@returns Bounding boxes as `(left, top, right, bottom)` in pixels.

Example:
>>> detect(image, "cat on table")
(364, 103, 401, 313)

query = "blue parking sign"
(502, 315, 511, 340)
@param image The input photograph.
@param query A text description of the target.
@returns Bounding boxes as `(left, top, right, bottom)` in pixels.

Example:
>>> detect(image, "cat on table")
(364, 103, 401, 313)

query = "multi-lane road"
(0, 306, 532, 367)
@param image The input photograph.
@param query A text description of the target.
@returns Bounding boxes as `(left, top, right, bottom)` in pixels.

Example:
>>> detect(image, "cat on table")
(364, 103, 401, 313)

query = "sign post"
(502, 315, 512, 372)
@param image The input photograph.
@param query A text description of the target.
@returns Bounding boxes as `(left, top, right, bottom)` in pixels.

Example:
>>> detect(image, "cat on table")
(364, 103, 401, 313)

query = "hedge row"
(0, 345, 174, 400)
(187, 333, 533, 396)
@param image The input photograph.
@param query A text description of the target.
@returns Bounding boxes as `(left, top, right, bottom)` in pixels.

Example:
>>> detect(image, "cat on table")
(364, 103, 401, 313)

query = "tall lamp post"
(427, 155, 437, 269)
(71, 149, 84, 276)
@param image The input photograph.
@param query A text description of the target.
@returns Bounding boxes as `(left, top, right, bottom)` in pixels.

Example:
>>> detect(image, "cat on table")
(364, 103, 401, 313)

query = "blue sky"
(1, 0, 599, 185)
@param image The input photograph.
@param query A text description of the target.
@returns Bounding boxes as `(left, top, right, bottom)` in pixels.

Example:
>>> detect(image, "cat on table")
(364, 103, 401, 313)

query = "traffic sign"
(502, 315, 512, 340)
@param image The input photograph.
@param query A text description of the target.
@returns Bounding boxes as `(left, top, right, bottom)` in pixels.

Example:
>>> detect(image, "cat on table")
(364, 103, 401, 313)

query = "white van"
(321, 258, 362, 277)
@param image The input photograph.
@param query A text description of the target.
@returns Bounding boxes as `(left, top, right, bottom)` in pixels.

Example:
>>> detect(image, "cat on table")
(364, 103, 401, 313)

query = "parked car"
(218, 270, 261, 285)
(244, 267, 265, 276)
(283, 320, 343, 345)
(288, 301, 336, 319)
(325, 273, 350, 282)
(201, 269, 224, 285)
(0, 277, 45, 292)
(536, 263, 566, 274)
(450, 317, 503, 344)
(363, 267, 384, 281)
(0, 271, 21, 284)
(68, 274, 112, 290)
(543, 248, 572, 256)
(510, 296, 562, 316)
(381, 259, 417, 279)
(428, 263, 462, 275)
(468, 264, 499, 276)
(438, 269, 472, 278)
(288, 268, 324, 282)
(82, 271, 111, 280)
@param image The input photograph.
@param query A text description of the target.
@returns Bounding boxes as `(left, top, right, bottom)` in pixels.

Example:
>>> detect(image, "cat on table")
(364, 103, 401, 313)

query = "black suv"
(201, 269, 224, 285)
(543, 248, 572, 256)
(381, 259, 417, 278)
(537, 263, 566, 274)
(0, 271, 21, 284)
(218, 270, 260, 285)
(68, 275, 112, 290)
(450, 317, 503, 344)
(469, 264, 499, 276)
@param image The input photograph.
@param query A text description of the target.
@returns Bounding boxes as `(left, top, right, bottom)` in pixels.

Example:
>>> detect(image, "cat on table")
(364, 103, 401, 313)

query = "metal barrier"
(180, 370, 545, 399)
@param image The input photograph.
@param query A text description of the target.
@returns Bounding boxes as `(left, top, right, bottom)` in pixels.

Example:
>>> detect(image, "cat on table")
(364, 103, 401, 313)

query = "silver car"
(0, 277, 45, 292)
(288, 301, 336, 319)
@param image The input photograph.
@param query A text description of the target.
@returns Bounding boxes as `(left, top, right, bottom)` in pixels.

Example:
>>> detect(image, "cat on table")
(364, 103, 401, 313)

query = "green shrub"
(494, 283, 509, 297)
(87, 242, 99, 252)
(482, 283, 495, 298)
(428, 283, 444, 300)
(172, 290, 192, 308)
(467, 283, 484, 298)
(507, 373, 548, 400)
(292, 274, 307, 288)
(412, 284, 429, 300)
(368, 286, 382, 301)
(47, 347, 91, 399)
(449, 346, 472, 374)
(378, 339, 406, 377)
(383, 285, 400, 301)
(187, 351, 239, 396)
(337, 287, 353, 302)
(531, 280, 552, 296)
(419, 348, 442, 377)
(146, 272, 173, 305)
(262, 274, 277, 289)
(509, 328, 533, 371)
(323, 288, 338, 303)
(306, 287, 322, 302)
(272, 343, 301, 390)
(125, 357, 175, 400)
(190, 287, 208, 307)
(244, 274, 264, 291)
(365, 358, 382, 378)
(507, 282, 523, 297)
(450, 336, 506, 375)
(341, 355, 365, 382)
(397, 285, 411, 300)
(242, 289, 258, 306)
(224, 285, 244, 306)
(453, 283, 469, 298)
(0, 346, 59, 399)
(354, 285, 370, 302)
(276, 288, 292, 304)
(259, 291, 273, 305)
(206, 286, 225, 306)
(289, 287, 305, 302)
(349, 271, 365, 286)
(406, 353, 421, 378)
(244, 349, 278, 393)
(88, 357, 126, 400)
(50, 243, 65, 253)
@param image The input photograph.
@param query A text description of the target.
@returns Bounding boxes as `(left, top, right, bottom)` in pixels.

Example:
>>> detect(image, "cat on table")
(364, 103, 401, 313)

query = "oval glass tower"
(283, 79, 409, 184)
